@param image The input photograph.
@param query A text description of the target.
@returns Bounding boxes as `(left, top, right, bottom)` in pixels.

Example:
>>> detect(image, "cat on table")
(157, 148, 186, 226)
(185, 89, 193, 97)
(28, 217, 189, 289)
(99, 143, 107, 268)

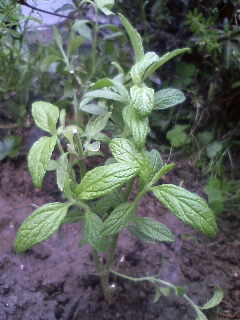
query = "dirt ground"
(0, 145, 240, 320)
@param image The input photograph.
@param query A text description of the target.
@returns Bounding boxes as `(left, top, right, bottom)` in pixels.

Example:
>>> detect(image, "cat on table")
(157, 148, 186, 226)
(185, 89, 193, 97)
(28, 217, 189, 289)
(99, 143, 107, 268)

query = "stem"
(73, 131, 86, 178)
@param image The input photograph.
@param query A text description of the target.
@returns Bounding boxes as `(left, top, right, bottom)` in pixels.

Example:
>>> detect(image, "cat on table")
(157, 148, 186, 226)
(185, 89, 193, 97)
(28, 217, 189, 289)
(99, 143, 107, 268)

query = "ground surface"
(0, 144, 240, 320)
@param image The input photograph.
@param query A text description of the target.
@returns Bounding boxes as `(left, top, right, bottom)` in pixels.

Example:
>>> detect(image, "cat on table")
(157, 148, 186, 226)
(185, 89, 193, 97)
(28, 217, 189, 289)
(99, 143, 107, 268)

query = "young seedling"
(15, 13, 222, 319)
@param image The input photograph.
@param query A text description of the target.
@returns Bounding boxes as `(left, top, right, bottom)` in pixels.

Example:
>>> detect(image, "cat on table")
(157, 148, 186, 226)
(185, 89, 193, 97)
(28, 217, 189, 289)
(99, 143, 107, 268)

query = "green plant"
(14, 14, 222, 318)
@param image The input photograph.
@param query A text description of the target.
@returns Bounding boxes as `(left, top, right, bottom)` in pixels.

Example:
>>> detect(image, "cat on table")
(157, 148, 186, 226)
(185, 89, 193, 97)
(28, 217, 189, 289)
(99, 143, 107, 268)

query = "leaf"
(154, 89, 185, 110)
(166, 125, 190, 148)
(73, 20, 92, 41)
(76, 163, 139, 200)
(200, 287, 223, 310)
(143, 48, 190, 80)
(206, 141, 222, 159)
(93, 189, 124, 214)
(28, 136, 57, 189)
(149, 163, 175, 186)
(32, 101, 59, 134)
(102, 202, 136, 236)
(147, 149, 163, 180)
(96, 0, 114, 15)
(128, 225, 155, 244)
(118, 13, 144, 62)
(109, 138, 141, 165)
(123, 105, 149, 148)
(0, 136, 14, 161)
(15, 202, 71, 253)
(195, 309, 208, 320)
(81, 104, 108, 115)
(84, 211, 108, 252)
(130, 86, 154, 118)
(135, 217, 174, 242)
(67, 36, 85, 55)
(131, 52, 159, 85)
(84, 89, 122, 102)
(151, 184, 218, 237)
(40, 55, 62, 72)
(63, 209, 84, 224)
(53, 26, 63, 48)
(84, 141, 101, 152)
(56, 153, 68, 191)
(85, 112, 112, 138)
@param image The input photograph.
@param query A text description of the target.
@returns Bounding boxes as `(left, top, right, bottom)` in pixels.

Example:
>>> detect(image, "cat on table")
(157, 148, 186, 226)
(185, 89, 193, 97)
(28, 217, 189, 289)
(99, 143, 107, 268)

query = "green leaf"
(151, 184, 218, 237)
(84, 210, 108, 252)
(28, 136, 57, 189)
(131, 52, 159, 85)
(84, 141, 101, 152)
(0, 136, 14, 161)
(102, 202, 136, 236)
(15, 202, 71, 253)
(118, 13, 144, 62)
(76, 163, 139, 200)
(84, 89, 122, 102)
(143, 48, 190, 80)
(67, 36, 85, 55)
(149, 163, 175, 186)
(200, 287, 223, 310)
(56, 153, 68, 191)
(73, 20, 92, 41)
(110, 138, 141, 165)
(123, 105, 149, 148)
(206, 141, 222, 159)
(154, 89, 185, 110)
(40, 55, 62, 72)
(166, 125, 190, 148)
(93, 189, 124, 214)
(147, 149, 163, 180)
(96, 0, 114, 15)
(195, 309, 208, 320)
(32, 101, 59, 134)
(135, 217, 174, 242)
(54, 26, 63, 48)
(63, 209, 84, 224)
(128, 225, 155, 244)
(85, 112, 112, 138)
(130, 86, 154, 118)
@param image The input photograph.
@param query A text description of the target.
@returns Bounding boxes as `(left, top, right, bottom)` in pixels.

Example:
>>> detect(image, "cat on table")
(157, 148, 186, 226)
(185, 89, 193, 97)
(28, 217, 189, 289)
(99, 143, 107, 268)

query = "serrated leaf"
(85, 112, 111, 138)
(15, 202, 71, 253)
(93, 189, 124, 214)
(32, 101, 59, 133)
(131, 52, 159, 85)
(135, 217, 174, 242)
(166, 125, 190, 148)
(63, 209, 84, 224)
(56, 153, 68, 191)
(128, 225, 155, 243)
(118, 13, 144, 62)
(84, 89, 122, 102)
(154, 89, 185, 110)
(84, 211, 108, 252)
(151, 184, 218, 237)
(147, 149, 163, 180)
(102, 202, 136, 236)
(123, 105, 149, 148)
(143, 48, 190, 80)
(149, 163, 175, 186)
(84, 210, 108, 252)
(109, 138, 141, 166)
(200, 287, 223, 310)
(76, 163, 139, 200)
(67, 36, 85, 55)
(28, 136, 57, 189)
(130, 86, 154, 118)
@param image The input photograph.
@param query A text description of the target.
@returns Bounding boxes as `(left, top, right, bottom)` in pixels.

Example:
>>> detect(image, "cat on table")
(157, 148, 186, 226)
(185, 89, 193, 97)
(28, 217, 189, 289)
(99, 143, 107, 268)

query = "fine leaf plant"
(15, 13, 222, 318)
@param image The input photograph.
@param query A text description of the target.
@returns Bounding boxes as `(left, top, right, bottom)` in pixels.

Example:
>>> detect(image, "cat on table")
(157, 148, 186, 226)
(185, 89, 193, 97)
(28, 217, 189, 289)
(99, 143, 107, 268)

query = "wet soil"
(0, 151, 240, 320)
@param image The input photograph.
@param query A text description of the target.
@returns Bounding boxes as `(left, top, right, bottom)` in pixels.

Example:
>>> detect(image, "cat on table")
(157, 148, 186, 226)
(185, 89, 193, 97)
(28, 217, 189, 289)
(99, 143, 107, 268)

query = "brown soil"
(0, 145, 240, 320)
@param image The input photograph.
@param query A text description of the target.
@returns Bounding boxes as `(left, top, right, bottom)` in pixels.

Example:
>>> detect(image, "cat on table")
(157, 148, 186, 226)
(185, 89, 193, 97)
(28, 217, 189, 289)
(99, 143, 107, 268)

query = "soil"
(0, 140, 240, 320)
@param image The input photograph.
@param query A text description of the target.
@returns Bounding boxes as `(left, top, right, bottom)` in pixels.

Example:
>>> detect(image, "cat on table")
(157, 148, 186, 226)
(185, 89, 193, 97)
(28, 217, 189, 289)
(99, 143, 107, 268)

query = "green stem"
(57, 138, 64, 155)
(73, 131, 86, 178)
